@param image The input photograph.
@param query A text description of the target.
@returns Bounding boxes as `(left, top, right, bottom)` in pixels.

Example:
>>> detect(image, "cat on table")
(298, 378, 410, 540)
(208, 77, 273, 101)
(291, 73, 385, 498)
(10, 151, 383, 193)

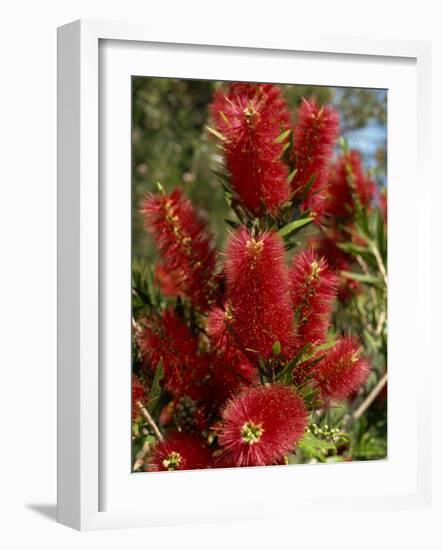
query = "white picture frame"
(57, 19, 433, 531)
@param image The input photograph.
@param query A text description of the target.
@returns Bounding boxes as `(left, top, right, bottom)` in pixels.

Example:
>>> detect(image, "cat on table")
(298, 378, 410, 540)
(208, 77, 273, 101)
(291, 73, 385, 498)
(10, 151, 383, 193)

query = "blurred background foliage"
(132, 78, 387, 261)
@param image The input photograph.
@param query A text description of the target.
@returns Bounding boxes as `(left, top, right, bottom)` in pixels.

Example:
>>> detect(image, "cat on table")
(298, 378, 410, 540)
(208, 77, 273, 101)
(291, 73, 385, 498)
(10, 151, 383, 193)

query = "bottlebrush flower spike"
(218, 384, 308, 466)
(289, 249, 338, 345)
(137, 308, 211, 401)
(225, 228, 296, 360)
(207, 304, 256, 373)
(147, 432, 212, 471)
(326, 150, 376, 220)
(153, 263, 180, 297)
(313, 336, 370, 401)
(210, 83, 291, 216)
(291, 98, 339, 219)
(379, 186, 388, 224)
(207, 305, 258, 403)
(140, 188, 218, 310)
(309, 231, 361, 302)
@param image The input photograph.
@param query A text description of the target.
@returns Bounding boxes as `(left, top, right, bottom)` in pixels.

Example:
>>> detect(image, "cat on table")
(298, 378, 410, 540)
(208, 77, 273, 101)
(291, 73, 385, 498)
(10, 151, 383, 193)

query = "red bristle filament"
(207, 305, 258, 403)
(137, 308, 211, 402)
(210, 83, 291, 216)
(153, 262, 180, 297)
(140, 188, 218, 310)
(147, 432, 212, 471)
(326, 150, 376, 220)
(289, 249, 338, 346)
(313, 336, 370, 401)
(218, 384, 308, 466)
(291, 98, 339, 220)
(225, 227, 296, 360)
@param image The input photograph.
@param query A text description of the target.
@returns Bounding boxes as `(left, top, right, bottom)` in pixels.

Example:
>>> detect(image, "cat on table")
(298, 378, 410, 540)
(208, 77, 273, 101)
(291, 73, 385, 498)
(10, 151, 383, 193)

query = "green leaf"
(299, 174, 316, 199)
(301, 432, 336, 451)
(277, 217, 314, 238)
(224, 219, 240, 230)
(277, 343, 312, 384)
(341, 271, 381, 285)
(336, 242, 369, 256)
(298, 432, 336, 461)
(274, 128, 291, 144)
(147, 359, 164, 414)
(311, 340, 337, 354)
(211, 169, 231, 185)
(286, 168, 297, 185)
(155, 181, 165, 194)
(338, 136, 349, 153)
(281, 141, 291, 153)
(272, 341, 281, 356)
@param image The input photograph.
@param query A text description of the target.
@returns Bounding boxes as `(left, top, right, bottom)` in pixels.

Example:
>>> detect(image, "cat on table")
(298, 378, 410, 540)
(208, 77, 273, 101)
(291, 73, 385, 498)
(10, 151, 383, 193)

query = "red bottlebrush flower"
(207, 305, 257, 373)
(207, 305, 258, 405)
(225, 228, 296, 360)
(218, 384, 308, 467)
(137, 308, 211, 401)
(326, 150, 376, 220)
(309, 231, 361, 302)
(379, 186, 388, 224)
(206, 303, 237, 350)
(132, 375, 146, 421)
(153, 263, 180, 297)
(210, 83, 291, 216)
(310, 229, 350, 272)
(313, 336, 370, 401)
(147, 432, 212, 472)
(140, 188, 218, 310)
(137, 308, 198, 375)
(289, 249, 338, 345)
(291, 98, 339, 219)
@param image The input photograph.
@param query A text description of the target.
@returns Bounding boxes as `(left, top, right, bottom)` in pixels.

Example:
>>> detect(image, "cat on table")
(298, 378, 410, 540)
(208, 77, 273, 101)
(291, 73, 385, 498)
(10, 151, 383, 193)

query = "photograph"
(130, 77, 388, 473)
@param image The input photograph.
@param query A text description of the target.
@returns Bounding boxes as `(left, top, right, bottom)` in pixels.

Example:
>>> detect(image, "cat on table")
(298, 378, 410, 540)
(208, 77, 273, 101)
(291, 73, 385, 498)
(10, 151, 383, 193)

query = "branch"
(352, 372, 388, 421)
(136, 401, 164, 442)
(133, 438, 151, 471)
(369, 242, 388, 287)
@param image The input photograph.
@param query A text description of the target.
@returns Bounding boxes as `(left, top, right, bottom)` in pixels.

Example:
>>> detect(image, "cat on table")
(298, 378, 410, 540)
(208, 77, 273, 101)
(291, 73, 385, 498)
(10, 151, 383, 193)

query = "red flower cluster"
(291, 98, 339, 219)
(326, 150, 376, 220)
(211, 83, 291, 216)
(153, 263, 180, 297)
(140, 189, 218, 310)
(137, 308, 210, 402)
(207, 305, 257, 403)
(148, 432, 212, 471)
(225, 228, 295, 359)
(313, 336, 370, 401)
(134, 82, 380, 472)
(289, 249, 338, 346)
(218, 384, 307, 466)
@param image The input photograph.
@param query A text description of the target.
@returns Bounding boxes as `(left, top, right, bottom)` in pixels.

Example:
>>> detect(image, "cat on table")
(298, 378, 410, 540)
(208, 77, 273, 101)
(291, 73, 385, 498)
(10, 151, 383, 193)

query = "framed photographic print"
(57, 19, 433, 530)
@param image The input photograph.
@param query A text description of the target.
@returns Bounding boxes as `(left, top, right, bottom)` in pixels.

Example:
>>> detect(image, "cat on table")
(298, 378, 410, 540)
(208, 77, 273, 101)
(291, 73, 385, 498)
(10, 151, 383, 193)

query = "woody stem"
(136, 401, 164, 442)
(352, 372, 388, 421)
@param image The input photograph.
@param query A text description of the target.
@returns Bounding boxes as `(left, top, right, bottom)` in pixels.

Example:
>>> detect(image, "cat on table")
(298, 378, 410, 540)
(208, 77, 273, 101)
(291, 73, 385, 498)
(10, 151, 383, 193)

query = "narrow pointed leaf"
(278, 217, 314, 238)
